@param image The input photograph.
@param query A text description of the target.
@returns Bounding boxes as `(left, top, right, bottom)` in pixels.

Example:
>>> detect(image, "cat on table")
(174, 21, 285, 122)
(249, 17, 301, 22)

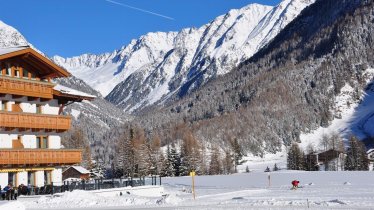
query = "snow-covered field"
(2, 171, 373, 210)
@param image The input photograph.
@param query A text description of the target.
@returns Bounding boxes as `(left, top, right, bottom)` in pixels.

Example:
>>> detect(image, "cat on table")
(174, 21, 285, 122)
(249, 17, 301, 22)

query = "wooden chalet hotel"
(0, 46, 94, 188)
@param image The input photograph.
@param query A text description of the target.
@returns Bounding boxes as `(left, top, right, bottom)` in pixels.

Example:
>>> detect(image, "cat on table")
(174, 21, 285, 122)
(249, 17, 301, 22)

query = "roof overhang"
(0, 47, 71, 78)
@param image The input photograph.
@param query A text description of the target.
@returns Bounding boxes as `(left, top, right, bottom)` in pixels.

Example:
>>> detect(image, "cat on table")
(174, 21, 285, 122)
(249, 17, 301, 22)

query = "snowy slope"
(53, 0, 315, 113)
(0, 20, 28, 47)
(16, 171, 374, 209)
(300, 68, 374, 149)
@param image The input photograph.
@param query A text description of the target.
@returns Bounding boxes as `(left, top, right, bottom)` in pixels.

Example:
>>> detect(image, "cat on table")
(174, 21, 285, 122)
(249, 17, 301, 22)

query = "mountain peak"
(52, 0, 314, 112)
(0, 20, 29, 48)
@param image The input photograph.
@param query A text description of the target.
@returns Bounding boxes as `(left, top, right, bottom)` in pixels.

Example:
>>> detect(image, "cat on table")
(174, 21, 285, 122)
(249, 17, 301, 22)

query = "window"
(28, 171, 35, 186)
(14, 69, 20, 77)
(44, 171, 51, 185)
(1, 101, 8, 111)
(36, 136, 48, 149)
(23, 69, 29, 78)
(6, 64, 11, 76)
(31, 72, 36, 80)
(8, 172, 16, 186)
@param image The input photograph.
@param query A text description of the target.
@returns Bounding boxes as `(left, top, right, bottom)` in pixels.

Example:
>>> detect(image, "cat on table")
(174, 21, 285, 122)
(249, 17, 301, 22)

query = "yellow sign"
(190, 170, 196, 200)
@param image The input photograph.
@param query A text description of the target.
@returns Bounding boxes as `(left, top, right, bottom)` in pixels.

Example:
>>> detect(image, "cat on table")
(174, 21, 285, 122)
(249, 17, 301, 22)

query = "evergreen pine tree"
(230, 138, 243, 172)
(287, 143, 305, 170)
(209, 146, 221, 175)
(222, 150, 234, 174)
(344, 136, 369, 171)
(273, 163, 279, 171)
(162, 145, 175, 176)
(170, 144, 181, 176)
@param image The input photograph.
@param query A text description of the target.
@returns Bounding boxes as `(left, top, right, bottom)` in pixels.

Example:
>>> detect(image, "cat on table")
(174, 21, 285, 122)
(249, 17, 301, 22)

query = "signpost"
(190, 170, 196, 200)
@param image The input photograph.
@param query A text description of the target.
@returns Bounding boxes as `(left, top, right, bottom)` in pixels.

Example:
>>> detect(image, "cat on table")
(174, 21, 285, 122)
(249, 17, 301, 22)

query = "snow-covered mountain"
(0, 21, 29, 47)
(53, 0, 315, 113)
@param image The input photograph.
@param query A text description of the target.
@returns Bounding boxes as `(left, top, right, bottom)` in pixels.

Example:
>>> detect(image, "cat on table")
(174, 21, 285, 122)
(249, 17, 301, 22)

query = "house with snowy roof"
(367, 149, 374, 171)
(306, 149, 345, 171)
(62, 166, 91, 181)
(0, 46, 95, 187)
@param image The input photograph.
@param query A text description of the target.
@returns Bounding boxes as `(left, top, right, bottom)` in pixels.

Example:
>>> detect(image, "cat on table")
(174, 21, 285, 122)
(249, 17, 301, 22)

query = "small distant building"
(307, 149, 345, 171)
(367, 149, 374, 171)
(62, 166, 90, 181)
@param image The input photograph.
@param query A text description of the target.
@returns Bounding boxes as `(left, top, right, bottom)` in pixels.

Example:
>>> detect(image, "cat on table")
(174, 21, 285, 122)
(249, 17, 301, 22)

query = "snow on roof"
(54, 84, 96, 99)
(0, 46, 28, 56)
(367, 148, 374, 154)
(70, 166, 90, 174)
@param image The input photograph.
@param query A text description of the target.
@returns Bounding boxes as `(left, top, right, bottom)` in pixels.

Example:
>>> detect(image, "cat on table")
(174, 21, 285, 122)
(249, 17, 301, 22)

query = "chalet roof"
(0, 46, 71, 78)
(0, 46, 28, 55)
(64, 166, 90, 174)
(367, 149, 374, 154)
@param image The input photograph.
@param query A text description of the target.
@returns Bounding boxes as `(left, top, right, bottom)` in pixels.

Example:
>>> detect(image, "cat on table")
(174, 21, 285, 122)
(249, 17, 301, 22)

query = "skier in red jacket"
(291, 180, 300, 190)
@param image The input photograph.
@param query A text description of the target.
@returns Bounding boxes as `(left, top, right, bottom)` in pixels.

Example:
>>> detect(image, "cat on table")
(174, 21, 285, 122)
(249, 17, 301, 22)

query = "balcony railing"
(0, 111, 71, 131)
(0, 76, 54, 99)
(0, 149, 82, 165)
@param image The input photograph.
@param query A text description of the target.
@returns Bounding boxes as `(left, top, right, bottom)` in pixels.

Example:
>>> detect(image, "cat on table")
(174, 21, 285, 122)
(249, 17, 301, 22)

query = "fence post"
(131, 177, 133, 187)
(159, 176, 161, 185)
(51, 182, 54, 195)
(120, 178, 122, 187)
(112, 177, 115, 188)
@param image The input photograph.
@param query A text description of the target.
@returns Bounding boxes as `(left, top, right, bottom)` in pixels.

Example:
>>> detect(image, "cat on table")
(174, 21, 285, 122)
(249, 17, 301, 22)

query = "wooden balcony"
(0, 76, 54, 99)
(0, 149, 82, 165)
(0, 111, 71, 131)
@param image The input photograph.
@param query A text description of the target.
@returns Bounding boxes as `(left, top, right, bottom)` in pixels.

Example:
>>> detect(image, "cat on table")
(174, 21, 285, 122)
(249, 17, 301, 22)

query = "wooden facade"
(0, 47, 94, 187)
(0, 149, 82, 165)
(0, 111, 71, 131)
(0, 76, 54, 99)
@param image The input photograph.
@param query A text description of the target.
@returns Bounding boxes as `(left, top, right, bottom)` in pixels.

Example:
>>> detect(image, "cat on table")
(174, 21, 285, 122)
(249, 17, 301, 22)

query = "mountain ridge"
(53, 0, 315, 113)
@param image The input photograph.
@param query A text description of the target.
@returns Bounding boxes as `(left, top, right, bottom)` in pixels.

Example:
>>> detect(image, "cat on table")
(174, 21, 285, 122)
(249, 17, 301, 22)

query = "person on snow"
(291, 180, 300, 190)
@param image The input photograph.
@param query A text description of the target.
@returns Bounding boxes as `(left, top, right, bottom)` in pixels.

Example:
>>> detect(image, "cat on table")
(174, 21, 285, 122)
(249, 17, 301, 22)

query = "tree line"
(287, 134, 370, 171)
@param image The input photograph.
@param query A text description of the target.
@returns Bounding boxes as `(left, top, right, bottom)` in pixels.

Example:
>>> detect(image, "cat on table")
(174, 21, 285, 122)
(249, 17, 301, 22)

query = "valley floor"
(2, 171, 374, 210)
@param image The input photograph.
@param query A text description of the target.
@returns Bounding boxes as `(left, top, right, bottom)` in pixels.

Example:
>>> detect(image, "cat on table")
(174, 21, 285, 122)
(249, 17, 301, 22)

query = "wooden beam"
(27, 96, 39, 101)
(23, 55, 50, 76)
(40, 98, 51, 102)
(12, 95, 23, 99)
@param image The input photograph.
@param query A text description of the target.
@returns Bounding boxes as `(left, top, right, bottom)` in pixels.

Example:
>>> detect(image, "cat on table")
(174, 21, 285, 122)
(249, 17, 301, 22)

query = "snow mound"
(0, 201, 25, 210)
(164, 193, 183, 205)
(344, 182, 351, 185)
(28, 189, 159, 209)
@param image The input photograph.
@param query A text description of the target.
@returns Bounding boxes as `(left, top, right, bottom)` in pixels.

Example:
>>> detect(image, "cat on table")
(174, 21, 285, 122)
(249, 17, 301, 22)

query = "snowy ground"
(2, 170, 373, 210)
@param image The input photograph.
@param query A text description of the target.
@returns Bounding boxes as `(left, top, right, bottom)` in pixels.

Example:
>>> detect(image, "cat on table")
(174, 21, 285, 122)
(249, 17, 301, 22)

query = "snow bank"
(0, 201, 25, 210)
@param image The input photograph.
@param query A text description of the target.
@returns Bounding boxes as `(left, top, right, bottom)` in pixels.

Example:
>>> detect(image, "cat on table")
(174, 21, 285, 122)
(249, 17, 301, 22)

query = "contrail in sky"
(105, 0, 175, 20)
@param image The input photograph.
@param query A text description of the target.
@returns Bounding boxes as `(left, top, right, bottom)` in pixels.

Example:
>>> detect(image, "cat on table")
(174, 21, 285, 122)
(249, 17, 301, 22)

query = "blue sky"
(0, 0, 280, 57)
